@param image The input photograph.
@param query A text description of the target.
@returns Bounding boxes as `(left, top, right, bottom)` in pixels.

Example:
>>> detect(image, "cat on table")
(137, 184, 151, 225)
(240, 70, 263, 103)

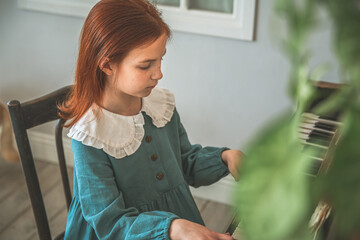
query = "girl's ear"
(99, 58, 113, 76)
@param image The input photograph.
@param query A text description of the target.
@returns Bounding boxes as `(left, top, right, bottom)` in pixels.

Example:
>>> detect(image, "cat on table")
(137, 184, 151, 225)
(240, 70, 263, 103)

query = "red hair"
(59, 0, 170, 127)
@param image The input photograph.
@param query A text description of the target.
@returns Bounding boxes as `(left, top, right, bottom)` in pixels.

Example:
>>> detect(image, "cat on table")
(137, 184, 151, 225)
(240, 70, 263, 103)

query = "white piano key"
(231, 224, 244, 240)
(300, 139, 329, 149)
(299, 125, 335, 135)
(302, 112, 341, 126)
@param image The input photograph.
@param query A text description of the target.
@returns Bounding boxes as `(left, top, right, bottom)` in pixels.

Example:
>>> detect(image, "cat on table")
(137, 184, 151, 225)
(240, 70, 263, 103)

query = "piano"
(226, 81, 343, 240)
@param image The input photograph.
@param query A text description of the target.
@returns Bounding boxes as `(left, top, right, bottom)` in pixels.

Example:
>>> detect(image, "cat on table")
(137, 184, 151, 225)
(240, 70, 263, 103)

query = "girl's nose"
(151, 66, 163, 81)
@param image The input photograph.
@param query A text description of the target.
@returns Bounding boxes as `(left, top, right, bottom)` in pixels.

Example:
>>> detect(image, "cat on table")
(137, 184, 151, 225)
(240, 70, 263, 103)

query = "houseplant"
(235, 0, 360, 239)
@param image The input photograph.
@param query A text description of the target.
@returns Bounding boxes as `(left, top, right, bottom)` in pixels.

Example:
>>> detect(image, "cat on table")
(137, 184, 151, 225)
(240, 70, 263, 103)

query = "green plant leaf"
(317, 109, 360, 238)
(235, 114, 313, 240)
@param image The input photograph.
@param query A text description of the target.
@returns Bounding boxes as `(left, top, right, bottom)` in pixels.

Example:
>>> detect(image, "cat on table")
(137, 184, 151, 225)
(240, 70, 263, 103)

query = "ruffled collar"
(67, 87, 175, 159)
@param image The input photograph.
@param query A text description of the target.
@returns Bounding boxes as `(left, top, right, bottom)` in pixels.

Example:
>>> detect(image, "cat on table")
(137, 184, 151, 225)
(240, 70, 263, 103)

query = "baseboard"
(28, 130, 237, 206)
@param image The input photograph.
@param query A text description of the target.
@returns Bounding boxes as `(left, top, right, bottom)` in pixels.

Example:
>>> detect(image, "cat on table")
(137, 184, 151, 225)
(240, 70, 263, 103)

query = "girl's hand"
(169, 219, 234, 240)
(221, 150, 245, 181)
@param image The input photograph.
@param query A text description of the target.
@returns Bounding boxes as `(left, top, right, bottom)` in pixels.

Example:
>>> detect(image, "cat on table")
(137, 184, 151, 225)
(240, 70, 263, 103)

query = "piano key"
(314, 122, 337, 132)
(301, 119, 337, 130)
(302, 133, 333, 148)
(302, 112, 341, 126)
(301, 145, 327, 159)
(307, 158, 323, 176)
(306, 137, 330, 147)
(304, 133, 331, 146)
(301, 117, 339, 128)
(231, 224, 244, 240)
(226, 219, 239, 236)
(311, 129, 333, 139)
(301, 120, 339, 134)
(300, 145, 328, 160)
(300, 139, 329, 149)
(299, 123, 335, 135)
(309, 156, 324, 161)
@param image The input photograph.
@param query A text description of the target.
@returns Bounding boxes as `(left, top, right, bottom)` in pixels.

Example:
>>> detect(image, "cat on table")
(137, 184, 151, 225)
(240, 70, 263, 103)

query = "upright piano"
(226, 81, 343, 240)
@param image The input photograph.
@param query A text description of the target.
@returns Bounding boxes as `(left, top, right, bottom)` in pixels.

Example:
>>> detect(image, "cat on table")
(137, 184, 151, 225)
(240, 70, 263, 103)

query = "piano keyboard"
(299, 112, 341, 237)
(299, 112, 341, 177)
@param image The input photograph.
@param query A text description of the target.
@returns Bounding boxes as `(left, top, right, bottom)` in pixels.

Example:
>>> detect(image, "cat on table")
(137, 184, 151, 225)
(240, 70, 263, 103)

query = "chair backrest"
(7, 85, 72, 240)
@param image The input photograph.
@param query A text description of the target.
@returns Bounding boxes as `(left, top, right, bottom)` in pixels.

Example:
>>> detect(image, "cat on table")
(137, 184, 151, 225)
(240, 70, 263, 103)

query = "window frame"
(18, 0, 257, 41)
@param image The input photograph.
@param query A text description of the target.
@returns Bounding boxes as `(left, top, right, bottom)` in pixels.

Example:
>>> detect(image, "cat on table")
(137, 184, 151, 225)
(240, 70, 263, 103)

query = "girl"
(60, 0, 243, 239)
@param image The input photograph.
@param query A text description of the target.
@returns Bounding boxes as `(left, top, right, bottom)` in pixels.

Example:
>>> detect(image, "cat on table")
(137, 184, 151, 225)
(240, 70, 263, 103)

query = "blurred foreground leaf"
(235, 114, 312, 240)
(234, 0, 360, 239)
(317, 109, 360, 238)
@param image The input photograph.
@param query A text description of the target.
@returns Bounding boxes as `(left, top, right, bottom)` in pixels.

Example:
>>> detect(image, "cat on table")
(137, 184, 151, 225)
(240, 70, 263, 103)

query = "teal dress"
(64, 88, 230, 240)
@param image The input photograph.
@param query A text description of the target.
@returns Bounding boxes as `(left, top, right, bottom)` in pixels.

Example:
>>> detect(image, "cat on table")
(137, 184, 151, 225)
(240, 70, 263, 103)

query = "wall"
(0, 0, 340, 204)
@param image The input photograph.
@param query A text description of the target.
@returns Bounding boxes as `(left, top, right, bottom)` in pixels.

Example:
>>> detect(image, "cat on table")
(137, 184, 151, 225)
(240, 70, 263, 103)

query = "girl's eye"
(138, 65, 151, 70)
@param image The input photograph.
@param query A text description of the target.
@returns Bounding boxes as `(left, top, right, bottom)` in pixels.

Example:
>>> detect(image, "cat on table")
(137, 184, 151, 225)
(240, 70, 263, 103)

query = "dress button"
(156, 173, 164, 180)
(145, 136, 152, 143)
(151, 154, 158, 161)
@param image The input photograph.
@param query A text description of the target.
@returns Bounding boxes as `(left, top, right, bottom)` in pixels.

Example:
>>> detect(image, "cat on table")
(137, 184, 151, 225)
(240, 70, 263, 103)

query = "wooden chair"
(7, 86, 72, 240)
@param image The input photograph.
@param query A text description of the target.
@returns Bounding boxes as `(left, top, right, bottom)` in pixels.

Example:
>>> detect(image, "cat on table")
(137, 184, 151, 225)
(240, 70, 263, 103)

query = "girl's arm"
(72, 140, 178, 239)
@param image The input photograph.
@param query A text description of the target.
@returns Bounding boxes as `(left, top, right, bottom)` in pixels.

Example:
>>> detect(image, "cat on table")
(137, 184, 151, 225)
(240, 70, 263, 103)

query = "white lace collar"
(67, 87, 175, 159)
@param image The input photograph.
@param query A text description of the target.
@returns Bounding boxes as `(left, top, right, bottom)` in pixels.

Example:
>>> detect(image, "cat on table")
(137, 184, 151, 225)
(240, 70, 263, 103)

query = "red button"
(156, 173, 164, 180)
(145, 136, 152, 143)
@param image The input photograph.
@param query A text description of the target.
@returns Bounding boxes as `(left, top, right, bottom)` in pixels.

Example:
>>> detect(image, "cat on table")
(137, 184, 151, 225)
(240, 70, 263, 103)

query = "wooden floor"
(0, 157, 234, 240)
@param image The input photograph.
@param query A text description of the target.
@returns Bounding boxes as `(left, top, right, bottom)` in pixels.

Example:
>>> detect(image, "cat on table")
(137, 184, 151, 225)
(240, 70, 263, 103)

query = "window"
(18, 0, 257, 41)
(151, 0, 257, 40)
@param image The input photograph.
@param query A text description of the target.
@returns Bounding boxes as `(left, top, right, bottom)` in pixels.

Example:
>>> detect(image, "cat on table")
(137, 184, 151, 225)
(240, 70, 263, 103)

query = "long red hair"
(59, 0, 170, 127)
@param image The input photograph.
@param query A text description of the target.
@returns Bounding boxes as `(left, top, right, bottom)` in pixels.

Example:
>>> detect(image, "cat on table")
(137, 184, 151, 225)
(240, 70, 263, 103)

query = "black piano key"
(306, 137, 331, 147)
(311, 130, 333, 139)
(314, 122, 337, 132)
(308, 132, 332, 145)
(308, 159, 323, 176)
(300, 123, 335, 135)
(226, 214, 240, 236)
(302, 145, 327, 159)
